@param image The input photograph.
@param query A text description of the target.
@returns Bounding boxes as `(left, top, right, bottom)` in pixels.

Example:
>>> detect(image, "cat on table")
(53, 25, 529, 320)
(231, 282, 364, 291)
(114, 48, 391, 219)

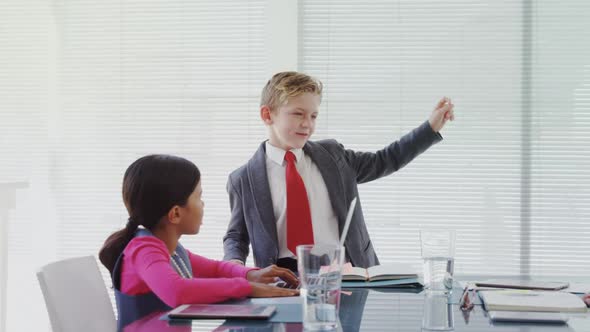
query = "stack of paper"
(480, 290, 588, 313)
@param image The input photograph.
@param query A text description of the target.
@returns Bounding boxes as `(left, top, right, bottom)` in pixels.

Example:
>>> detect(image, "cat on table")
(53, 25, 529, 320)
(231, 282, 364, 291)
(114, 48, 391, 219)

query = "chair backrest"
(37, 255, 116, 332)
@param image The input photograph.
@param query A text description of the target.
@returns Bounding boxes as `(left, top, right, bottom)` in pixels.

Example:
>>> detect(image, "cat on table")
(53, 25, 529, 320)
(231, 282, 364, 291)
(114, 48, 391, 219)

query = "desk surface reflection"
(123, 287, 590, 332)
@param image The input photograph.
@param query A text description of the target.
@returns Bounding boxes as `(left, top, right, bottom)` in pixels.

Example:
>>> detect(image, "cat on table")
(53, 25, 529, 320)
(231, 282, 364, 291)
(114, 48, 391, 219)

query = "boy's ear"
(260, 105, 273, 125)
(167, 205, 182, 225)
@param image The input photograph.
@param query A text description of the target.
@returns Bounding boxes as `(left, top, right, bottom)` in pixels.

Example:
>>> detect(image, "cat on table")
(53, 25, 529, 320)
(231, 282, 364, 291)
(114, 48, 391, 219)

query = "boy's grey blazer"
(223, 121, 442, 268)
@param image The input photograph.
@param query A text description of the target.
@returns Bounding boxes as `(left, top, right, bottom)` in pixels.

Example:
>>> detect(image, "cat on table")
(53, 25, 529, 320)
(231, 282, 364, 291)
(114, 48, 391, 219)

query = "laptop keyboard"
(275, 276, 324, 290)
(275, 280, 300, 289)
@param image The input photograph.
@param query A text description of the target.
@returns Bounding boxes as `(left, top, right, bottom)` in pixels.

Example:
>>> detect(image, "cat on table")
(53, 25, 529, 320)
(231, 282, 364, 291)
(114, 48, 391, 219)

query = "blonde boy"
(223, 71, 454, 271)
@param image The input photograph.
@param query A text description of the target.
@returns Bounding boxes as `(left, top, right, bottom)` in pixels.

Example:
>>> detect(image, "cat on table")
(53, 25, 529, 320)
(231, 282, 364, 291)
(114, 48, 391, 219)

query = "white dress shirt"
(265, 141, 340, 259)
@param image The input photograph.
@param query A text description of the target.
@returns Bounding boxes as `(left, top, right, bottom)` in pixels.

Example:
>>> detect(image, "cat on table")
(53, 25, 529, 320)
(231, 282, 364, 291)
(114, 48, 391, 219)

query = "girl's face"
(179, 180, 204, 235)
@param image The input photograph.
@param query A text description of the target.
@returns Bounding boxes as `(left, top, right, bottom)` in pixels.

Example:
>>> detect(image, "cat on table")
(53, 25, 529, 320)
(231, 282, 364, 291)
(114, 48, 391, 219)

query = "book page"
(341, 263, 368, 280)
(367, 264, 418, 281)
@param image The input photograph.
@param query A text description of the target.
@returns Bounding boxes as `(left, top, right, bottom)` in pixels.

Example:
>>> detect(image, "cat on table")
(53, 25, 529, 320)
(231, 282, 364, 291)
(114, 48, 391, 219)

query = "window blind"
(300, 0, 590, 277)
(2, 0, 268, 330)
(528, 1, 590, 275)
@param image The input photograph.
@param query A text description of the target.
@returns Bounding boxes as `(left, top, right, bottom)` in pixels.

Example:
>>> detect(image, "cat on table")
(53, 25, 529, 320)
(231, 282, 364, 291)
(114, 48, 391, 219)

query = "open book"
(480, 290, 588, 313)
(342, 263, 418, 282)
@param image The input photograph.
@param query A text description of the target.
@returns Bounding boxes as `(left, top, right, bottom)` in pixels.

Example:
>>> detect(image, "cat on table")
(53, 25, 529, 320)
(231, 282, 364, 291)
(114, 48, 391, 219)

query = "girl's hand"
(246, 264, 299, 287)
(429, 97, 455, 132)
(248, 282, 299, 298)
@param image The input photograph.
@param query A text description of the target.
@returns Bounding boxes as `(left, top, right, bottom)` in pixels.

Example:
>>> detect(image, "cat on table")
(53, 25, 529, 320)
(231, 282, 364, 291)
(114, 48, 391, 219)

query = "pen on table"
(459, 283, 475, 311)
(458, 284, 468, 304)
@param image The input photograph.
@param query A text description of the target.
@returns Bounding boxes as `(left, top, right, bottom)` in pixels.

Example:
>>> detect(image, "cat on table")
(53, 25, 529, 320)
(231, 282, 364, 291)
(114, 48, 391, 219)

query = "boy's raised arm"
(343, 120, 442, 184)
(343, 98, 454, 184)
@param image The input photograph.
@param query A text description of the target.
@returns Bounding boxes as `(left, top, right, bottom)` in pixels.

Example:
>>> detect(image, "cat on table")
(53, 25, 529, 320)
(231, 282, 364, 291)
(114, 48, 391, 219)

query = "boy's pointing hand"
(429, 97, 455, 132)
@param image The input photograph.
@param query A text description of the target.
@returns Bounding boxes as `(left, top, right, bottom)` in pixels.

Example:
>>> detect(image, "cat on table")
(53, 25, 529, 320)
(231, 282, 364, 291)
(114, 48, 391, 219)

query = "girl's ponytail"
(99, 217, 139, 275)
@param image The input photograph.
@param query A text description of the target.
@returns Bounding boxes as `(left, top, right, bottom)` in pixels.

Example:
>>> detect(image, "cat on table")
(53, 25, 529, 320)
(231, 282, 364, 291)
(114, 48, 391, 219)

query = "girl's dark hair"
(99, 154, 200, 275)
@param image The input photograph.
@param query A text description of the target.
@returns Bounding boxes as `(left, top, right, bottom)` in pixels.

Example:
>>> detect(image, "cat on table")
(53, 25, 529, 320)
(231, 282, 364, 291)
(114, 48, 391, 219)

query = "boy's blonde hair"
(260, 71, 323, 111)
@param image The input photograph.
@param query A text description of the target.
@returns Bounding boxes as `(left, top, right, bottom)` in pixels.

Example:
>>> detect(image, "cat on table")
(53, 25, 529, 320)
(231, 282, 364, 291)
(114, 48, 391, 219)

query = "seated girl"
(99, 155, 298, 327)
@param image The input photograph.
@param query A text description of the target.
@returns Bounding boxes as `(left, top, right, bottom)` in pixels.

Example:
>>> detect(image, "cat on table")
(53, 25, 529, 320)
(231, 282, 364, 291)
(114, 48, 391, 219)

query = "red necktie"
(284, 151, 314, 255)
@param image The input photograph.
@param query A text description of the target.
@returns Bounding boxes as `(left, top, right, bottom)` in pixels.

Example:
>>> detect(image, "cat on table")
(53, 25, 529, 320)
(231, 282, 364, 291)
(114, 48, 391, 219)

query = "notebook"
(341, 263, 418, 282)
(475, 279, 569, 291)
(479, 290, 588, 313)
(168, 304, 276, 320)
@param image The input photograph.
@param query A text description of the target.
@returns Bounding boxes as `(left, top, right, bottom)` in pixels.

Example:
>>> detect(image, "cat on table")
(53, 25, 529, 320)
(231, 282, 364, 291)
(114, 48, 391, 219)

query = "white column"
(263, 0, 299, 76)
(0, 182, 27, 332)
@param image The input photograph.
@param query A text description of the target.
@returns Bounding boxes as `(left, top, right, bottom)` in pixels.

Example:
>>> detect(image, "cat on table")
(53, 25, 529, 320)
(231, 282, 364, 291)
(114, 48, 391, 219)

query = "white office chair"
(37, 255, 117, 332)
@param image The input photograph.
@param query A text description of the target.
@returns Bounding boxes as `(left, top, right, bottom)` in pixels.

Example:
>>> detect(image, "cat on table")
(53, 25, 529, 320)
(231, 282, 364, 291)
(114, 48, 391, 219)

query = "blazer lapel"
(304, 141, 348, 235)
(247, 142, 279, 248)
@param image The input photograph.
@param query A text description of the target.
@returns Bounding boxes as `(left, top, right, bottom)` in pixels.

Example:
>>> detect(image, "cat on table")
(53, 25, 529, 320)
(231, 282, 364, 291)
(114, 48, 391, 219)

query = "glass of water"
(420, 229, 455, 293)
(422, 292, 454, 331)
(297, 244, 344, 331)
